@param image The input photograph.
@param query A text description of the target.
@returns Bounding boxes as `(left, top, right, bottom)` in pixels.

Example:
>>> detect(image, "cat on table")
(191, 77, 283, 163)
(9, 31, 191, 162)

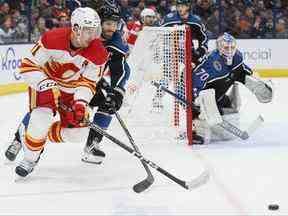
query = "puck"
(268, 204, 279, 211)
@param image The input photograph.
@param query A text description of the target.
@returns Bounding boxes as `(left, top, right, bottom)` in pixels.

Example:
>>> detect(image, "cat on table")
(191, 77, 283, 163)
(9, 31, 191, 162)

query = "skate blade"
(14, 173, 30, 183)
(3, 159, 16, 166)
(81, 158, 103, 165)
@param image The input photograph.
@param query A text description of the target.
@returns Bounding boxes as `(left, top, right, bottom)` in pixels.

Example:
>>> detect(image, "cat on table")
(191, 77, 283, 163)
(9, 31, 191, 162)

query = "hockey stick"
(88, 120, 210, 190)
(115, 111, 154, 193)
(151, 81, 250, 140)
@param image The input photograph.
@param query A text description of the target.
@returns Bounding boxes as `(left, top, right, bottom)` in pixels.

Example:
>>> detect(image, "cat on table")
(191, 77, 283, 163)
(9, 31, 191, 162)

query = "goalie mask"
(71, 7, 102, 47)
(216, 33, 237, 66)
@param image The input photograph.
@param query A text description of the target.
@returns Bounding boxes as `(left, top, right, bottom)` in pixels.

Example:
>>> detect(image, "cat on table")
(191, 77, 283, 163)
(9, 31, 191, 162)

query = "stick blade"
(240, 131, 249, 140)
(185, 170, 210, 190)
(133, 178, 154, 193)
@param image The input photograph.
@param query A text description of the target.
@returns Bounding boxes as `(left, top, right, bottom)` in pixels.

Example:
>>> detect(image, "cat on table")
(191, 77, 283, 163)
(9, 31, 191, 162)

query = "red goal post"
(127, 25, 193, 145)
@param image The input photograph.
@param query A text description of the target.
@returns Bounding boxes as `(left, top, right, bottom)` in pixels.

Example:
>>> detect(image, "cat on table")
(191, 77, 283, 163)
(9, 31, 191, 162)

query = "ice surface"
(0, 78, 287, 215)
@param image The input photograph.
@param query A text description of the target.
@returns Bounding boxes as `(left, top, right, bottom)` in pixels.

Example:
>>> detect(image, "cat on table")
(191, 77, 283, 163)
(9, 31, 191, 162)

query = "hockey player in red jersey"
(127, 8, 156, 50)
(5, 7, 109, 178)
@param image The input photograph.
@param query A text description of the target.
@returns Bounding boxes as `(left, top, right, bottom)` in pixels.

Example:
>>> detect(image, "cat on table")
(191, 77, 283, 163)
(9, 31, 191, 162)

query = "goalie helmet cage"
(127, 25, 193, 145)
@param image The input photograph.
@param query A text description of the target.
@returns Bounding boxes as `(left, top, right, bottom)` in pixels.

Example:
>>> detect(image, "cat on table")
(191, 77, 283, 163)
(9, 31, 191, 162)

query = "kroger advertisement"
(0, 44, 33, 85)
(0, 40, 287, 85)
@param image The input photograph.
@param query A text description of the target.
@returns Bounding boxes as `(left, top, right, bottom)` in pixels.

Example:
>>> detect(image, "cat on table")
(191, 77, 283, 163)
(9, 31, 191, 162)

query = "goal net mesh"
(123, 26, 193, 145)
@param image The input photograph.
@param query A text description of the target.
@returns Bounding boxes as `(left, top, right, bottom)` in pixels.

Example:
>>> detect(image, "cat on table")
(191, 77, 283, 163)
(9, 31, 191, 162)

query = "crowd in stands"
(0, 0, 287, 44)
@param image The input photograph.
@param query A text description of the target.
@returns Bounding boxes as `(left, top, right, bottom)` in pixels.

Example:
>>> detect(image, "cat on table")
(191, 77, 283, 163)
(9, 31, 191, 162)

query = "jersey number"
(196, 68, 209, 81)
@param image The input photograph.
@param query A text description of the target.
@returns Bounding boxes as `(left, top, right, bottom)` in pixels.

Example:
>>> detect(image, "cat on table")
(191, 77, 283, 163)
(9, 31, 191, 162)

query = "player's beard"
(102, 30, 115, 40)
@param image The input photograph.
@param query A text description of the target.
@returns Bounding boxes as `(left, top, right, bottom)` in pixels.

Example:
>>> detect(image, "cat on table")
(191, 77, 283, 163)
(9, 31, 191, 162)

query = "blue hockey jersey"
(193, 49, 253, 102)
(104, 31, 130, 90)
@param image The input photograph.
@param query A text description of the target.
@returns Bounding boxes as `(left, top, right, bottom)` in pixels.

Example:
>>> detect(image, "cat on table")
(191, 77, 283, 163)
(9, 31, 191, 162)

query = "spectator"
(120, 0, 132, 21)
(264, 16, 274, 38)
(237, 15, 252, 38)
(193, 0, 215, 23)
(0, 15, 16, 44)
(51, 0, 69, 17)
(0, 2, 10, 24)
(65, 0, 81, 13)
(31, 16, 48, 42)
(156, 0, 171, 17)
(11, 9, 28, 42)
(206, 9, 228, 38)
(37, 0, 53, 19)
(275, 18, 288, 38)
(57, 13, 70, 27)
(130, 7, 142, 22)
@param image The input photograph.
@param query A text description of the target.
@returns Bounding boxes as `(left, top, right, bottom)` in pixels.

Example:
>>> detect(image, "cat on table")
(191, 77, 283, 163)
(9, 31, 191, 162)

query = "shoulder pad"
(82, 39, 109, 65)
(187, 14, 202, 24)
(233, 50, 244, 66)
(41, 27, 71, 50)
(106, 31, 129, 55)
(161, 12, 181, 26)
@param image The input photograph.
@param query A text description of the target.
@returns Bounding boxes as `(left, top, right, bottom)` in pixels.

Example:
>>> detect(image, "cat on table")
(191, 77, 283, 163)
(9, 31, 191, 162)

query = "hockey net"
(124, 25, 193, 145)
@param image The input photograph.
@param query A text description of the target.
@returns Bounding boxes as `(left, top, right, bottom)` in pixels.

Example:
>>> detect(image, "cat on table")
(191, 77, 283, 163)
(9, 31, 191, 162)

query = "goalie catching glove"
(245, 76, 273, 103)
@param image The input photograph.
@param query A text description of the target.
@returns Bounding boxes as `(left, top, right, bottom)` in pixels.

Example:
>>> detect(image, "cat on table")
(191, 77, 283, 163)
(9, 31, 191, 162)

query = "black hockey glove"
(100, 88, 123, 114)
(98, 78, 124, 114)
(192, 48, 206, 65)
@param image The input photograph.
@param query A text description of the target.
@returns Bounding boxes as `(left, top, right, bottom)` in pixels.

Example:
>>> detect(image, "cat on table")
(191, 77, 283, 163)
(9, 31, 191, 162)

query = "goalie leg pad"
(196, 89, 223, 126)
(224, 82, 242, 114)
(194, 113, 240, 143)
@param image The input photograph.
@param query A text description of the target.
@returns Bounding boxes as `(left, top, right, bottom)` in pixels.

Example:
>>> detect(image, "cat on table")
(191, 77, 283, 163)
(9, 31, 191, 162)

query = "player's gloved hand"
(66, 100, 89, 127)
(192, 48, 206, 64)
(100, 88, 124, 115)
(73, 100, 87, 122)
(192, 49, 201, 60)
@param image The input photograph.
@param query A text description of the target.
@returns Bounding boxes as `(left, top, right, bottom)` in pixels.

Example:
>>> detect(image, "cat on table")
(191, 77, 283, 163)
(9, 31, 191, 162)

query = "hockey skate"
(5, 113, 30, 162)
(82, 130, 105, 164)
(5, 132, 22, 162)
(15, 159, 38, 178)
(15, 148, 43, 178)
(176, 131, 204, 145)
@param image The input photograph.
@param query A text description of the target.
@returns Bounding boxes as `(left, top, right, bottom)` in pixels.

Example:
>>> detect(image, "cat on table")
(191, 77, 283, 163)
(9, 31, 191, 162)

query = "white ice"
(0, 78, 287, 215)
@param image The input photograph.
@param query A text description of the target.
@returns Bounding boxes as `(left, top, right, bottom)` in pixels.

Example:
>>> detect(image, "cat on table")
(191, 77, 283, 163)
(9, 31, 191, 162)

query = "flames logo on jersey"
(45, 61, 80, 81)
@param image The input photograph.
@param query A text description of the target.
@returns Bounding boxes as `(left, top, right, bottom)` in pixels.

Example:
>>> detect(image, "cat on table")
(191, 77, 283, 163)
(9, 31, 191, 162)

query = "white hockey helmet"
(141, 8, 156, 19)
(71, 7, 102, 38)
(216, 33, 237, 65)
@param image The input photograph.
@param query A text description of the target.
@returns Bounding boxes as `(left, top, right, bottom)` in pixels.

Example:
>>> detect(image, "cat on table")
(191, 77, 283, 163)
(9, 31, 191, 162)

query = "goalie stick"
(152, 81, 261, 140)
(88, 120, 210, 190)
(115, 112, 154, 193)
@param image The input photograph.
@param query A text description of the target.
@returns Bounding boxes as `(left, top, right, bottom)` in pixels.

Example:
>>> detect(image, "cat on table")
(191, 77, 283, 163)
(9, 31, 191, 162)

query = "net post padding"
(185, 27, 193, 146)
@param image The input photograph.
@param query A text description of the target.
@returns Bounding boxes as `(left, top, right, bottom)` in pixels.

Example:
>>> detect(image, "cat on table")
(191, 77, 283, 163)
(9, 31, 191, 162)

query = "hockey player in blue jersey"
(192, 33, 273, 144)
(81, 2, 130, 164)
(160, 0, 208, 63)
(5, 2, 130, 165)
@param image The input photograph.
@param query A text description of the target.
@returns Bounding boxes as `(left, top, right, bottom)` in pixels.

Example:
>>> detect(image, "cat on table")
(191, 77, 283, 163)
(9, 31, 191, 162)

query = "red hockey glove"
(66, 100, 88, 128)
